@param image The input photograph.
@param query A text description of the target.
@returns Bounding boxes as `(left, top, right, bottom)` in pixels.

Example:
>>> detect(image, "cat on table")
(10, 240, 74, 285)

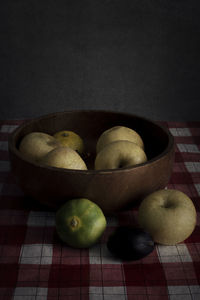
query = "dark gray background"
(1, 0, 200, 121)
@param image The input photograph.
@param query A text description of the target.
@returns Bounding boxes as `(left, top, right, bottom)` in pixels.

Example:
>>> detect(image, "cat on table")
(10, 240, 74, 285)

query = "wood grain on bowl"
(8, 110, 175, 214)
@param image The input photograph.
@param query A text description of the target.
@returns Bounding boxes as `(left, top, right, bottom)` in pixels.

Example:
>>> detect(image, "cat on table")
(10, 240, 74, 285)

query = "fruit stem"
(62, 133, 69, 137)
(70, 217, 79, 228)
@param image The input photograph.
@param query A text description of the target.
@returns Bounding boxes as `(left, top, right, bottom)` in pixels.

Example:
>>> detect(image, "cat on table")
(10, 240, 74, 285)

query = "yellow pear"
(138, 189, 197, 245)
(96, 125, 144, 153)
(40, 147, 87, 170)
(19, 132, 61, 163)
(95, 140, 147, 170)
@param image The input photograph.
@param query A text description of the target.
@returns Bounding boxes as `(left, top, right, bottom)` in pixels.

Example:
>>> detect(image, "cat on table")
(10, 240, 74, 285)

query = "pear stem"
(62, 133, 69, 137)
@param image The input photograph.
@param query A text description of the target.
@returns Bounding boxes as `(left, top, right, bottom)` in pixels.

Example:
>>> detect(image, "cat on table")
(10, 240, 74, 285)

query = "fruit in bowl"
(96, 125, 145, 153)
(95, 140, 147, 170)
(8, 110, 174, 212)
(19, 129, 87, 171)
(53, 130, 84, 154)
(19, 132, 61, 163)
(40, 147, 87, 170)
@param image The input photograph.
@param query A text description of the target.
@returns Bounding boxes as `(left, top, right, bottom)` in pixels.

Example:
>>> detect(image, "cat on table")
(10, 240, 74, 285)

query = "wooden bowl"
(8, 110, 174, 214)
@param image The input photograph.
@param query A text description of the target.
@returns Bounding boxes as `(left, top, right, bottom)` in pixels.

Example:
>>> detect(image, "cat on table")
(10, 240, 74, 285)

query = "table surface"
(0, 120, 200, 300)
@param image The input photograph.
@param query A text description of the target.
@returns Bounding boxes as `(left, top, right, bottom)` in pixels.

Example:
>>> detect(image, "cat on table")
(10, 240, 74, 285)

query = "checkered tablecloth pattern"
(0, 120, 200, 300)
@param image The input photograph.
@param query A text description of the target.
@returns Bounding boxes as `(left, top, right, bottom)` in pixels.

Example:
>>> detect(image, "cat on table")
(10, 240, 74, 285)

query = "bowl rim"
(8, 109, 174, 175)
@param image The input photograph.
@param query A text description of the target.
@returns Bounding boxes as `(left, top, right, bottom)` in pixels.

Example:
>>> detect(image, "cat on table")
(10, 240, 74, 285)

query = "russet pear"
(138, 189, 197, 245)
(19, 132, 61, 163)
(96, 125, 144, 153)
(40, 147, 87, 170)
(95, 140, 147, 170)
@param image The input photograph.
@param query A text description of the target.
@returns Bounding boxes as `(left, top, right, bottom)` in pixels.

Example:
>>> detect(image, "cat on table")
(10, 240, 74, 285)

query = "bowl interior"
(12, 110, 171, 171)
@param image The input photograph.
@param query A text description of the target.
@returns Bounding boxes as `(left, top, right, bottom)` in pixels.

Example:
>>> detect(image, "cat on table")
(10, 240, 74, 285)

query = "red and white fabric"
(0, 120, 200, 300)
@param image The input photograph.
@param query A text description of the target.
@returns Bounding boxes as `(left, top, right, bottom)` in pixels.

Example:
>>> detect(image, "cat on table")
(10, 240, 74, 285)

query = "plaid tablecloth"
(0, 120, 200, 300)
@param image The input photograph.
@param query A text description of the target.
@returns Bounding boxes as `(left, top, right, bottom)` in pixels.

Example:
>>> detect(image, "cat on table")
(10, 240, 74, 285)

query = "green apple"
(138, 189, 197, 245)
(19, 132, 61, 163)
(96, 125, 144, 153)
(95, 140, 147, 170)
(40, 146, 87, 170)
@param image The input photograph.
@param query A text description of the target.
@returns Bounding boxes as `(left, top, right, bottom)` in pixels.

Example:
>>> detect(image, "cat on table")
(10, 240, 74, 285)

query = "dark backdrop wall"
(1, 0, 200, 121)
